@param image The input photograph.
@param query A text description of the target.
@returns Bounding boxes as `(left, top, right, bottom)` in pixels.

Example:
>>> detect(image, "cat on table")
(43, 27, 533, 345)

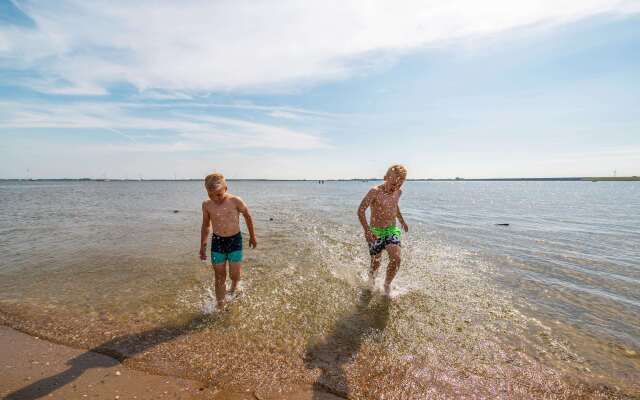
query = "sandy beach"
(0, 325, 342, 400)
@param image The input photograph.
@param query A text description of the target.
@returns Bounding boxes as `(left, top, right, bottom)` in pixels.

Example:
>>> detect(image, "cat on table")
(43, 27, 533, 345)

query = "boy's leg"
(228, 262, 241, 294)
(369, 254, 382, 280)
(227, 250, 243, 294)
(213, 262, 227, 307)
(384, 244, 401, 295)
(368, 236, 384, 283)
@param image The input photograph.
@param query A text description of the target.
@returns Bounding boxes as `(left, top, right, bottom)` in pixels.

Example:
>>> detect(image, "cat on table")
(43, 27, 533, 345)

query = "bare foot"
(227, 285, 242, 299)
(383, 283, 391, 296)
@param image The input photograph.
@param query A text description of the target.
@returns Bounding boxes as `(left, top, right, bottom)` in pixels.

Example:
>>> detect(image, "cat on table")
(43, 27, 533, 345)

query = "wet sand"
(2, 298, 635, 400)
(0, 325, 342, 400)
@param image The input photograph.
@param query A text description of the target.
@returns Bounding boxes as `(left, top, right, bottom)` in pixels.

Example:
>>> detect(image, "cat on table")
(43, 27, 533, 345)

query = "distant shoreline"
(1, 177, 639, 182)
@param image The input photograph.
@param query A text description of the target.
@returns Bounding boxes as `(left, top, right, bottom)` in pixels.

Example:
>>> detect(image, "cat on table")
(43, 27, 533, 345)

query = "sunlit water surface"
(0, 181, 638, 398)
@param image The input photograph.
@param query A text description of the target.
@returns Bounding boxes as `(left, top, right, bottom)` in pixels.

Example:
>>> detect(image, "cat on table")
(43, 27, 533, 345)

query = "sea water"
(0, 180, 638, 398)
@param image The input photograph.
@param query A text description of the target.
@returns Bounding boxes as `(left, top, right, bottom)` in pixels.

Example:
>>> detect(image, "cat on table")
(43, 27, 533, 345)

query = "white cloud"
(101, 142, 197, 153)
(177, 114, 328, 149)
(135, 89, 193, 100)
(0, 100, 329, 150)
(2, 0, 636, 93)
(0, 32, 11, 51)
(268, 111, 302, 120)
(108, 100, 341, 120)
(18, 78, 108, 95)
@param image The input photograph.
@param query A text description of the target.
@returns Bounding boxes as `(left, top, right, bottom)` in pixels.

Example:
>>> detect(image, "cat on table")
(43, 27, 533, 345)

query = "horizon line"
(1, 176, 639, 182)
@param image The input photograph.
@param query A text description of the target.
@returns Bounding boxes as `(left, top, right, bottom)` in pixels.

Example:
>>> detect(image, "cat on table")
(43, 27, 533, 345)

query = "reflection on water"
(0, 180, 639, 398)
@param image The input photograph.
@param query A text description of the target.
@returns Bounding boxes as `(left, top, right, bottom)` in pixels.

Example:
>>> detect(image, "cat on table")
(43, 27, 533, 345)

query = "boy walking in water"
(357, 165, 409, 295)
(199, 172, 257, 309)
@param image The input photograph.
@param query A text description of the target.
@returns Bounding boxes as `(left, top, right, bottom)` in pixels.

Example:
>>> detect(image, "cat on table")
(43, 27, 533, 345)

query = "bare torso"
(369, 185, 402, 228)
(204, 195, 241, 236)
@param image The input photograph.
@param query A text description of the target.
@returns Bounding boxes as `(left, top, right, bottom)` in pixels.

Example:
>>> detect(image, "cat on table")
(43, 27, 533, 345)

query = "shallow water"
(0, 180, 638, 398)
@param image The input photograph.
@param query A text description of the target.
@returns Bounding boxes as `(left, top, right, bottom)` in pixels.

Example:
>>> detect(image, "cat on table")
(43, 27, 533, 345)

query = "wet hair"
(385, 164, 407, 180)
(204, 172, 226, 190)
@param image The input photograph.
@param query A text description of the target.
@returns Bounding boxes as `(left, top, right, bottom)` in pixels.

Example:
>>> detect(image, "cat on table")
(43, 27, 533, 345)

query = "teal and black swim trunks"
(369, 226, 401, 256)
(211, 232, 243, 264)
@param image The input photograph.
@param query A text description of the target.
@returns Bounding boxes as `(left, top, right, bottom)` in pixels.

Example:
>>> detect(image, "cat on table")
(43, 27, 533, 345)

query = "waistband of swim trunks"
(370, 225, 401, 239)
(211, 231, 242, 240)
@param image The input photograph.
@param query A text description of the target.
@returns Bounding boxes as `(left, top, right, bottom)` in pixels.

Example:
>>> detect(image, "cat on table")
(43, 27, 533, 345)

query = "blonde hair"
(385, 164, 407, 180)
(204, 172, 226, 189)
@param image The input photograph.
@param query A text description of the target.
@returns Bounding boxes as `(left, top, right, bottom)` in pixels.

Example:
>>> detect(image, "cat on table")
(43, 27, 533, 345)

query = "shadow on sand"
(8, 290, 389, 400)
(304, 288, 390, 399)
(5, 313, 227, 400)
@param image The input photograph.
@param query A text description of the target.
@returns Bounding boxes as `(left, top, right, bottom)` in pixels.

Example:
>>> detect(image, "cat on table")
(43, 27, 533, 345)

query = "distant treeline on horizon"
(2, 177, 639, 182)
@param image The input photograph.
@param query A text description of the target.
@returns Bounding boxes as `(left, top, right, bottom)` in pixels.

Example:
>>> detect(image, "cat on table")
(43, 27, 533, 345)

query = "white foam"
(201, 286, 217, 314)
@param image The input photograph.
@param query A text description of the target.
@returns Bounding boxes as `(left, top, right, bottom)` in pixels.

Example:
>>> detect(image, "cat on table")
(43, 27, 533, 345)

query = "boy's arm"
(236, 197, 257, 248)
(357, 188, 376, 243)
(199, 201, 211, 260)
(397, 206, 409, 232)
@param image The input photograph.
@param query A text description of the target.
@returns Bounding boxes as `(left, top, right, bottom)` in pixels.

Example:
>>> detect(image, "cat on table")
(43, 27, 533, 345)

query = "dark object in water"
(269, 217, 274, 221)
(495, 223, 509, 226)
(173, 210, 179, 213)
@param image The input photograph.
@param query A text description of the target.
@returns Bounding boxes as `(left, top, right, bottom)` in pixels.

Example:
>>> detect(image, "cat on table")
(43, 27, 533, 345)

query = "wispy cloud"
(2, 0, 636, 94)
(13, 75, 109, 96)
(0, 100, 330, 151)
(268, 111, 302, 120)
(176, 114, 328, 150)
(122, 100, 341, 119)
(99, 142, 197, 153)
(135, 89, 193, 101)
(102, 127, 136, 142)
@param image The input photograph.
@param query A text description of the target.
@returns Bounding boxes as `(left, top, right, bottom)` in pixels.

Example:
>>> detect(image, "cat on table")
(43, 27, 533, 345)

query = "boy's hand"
(401, 221, 409, 233)
(199, 246, 207, 261)
(364, 230, 376, 243)
(249, 236, 257, 249)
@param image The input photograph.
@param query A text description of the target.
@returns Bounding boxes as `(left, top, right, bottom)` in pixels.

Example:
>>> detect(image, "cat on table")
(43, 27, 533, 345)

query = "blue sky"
(1, 0, 639, 179)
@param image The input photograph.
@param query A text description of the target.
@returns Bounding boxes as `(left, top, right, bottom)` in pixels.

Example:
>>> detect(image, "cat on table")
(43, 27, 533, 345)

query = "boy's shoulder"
(370, 184, 402, 197)
(225, 194, 249, 209)
(371, 184, 396, 196)
(225, 193, 242, 202)
(370, 184, 383, 194)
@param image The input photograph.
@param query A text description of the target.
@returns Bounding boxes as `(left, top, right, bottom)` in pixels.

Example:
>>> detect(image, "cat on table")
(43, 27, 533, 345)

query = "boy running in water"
(357, 165, 409, 295)
(200, 172, 257, 309)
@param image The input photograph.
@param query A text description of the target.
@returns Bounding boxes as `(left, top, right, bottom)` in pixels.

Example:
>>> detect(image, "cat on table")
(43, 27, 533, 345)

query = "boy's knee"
(389, 252, 401, 264)
(214, 270, 227, 282)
